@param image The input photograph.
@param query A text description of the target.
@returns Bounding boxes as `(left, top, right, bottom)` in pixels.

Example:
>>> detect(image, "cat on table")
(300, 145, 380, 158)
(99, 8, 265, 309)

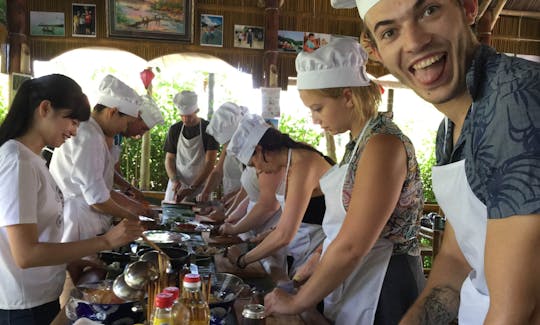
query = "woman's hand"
(219, 222, 235, 235)
(264, 288, 302, 315)
(225, 244, 243, 266)
(103, 218, 143, 249)
(249, 227, 275, 244)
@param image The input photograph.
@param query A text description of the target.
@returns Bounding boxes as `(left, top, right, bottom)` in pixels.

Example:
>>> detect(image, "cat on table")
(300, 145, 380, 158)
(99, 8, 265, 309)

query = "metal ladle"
(112, 273, 145, 301)
(139, 250, 172, 274)
(124, 260, 159, 290)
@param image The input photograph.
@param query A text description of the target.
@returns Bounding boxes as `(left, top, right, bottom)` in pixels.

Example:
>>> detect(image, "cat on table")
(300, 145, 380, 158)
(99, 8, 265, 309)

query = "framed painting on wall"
(107, 0, 192, 42)
(30, 11, 65, 37)
(234, 24, 264, 49)
(72, 3, 96, 37)
(200, 14, 223, 47)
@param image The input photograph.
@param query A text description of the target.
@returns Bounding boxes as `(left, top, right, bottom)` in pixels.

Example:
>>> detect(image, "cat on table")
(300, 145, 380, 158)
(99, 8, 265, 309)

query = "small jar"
(241, 304, 266, 325)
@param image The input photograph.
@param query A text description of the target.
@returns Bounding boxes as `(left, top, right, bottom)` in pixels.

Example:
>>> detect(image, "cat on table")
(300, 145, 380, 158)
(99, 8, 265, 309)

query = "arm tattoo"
(418, 286, 460, 325)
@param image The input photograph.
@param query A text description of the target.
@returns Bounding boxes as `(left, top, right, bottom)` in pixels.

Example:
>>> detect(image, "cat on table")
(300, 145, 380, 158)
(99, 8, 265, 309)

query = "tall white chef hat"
(227, 114, 269, 165)
(97, 74, 141, 117)
(173, 90, 198, 115)
(330, 0, 380, 19)
(139, 95, 164, 129)
(206, 102, 249, 145)
(296, 37, 371, 90)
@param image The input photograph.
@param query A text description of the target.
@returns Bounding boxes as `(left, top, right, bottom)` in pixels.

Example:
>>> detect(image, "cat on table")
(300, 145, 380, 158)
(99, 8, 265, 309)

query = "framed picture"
(30, 11, 65, 36)
(72, 3, 96, 37)
(200, 14, 223, 47)
(277, 30, 303, 53)
(234, 24, 264, 49)
(10, 73, 32, 104)
(303, 32, 331, 53)
(108, 0, 192, 42)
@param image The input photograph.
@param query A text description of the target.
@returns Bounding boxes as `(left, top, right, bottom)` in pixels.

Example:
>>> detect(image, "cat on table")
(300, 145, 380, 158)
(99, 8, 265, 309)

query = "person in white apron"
(198, 102, 248, 203)
(0, 74, 143, 325)
(164, 91, 218, 203)
(50, 74, 142, 242)
(226, 114, 331, 277)
(264, 38, 425, 324)
(354, 0, 540, 323)
(220, 166, 286, 280)
(111, 94, 164, 204)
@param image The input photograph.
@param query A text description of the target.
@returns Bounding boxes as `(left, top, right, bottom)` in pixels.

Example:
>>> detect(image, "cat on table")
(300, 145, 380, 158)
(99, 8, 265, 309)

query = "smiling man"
(330, 0, 540, 324)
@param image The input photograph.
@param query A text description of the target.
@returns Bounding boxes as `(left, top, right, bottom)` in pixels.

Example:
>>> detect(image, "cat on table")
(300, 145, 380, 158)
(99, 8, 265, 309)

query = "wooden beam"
(490, 0, 509, 31)
(501, 9, 540, 20)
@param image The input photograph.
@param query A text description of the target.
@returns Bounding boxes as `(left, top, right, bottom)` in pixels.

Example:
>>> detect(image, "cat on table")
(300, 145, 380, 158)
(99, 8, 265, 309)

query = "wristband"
(236, 253, 247, 269)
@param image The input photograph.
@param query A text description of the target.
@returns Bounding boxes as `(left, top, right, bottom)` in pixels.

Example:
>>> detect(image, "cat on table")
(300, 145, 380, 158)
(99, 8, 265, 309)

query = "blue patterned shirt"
(436, 45, 540, 219)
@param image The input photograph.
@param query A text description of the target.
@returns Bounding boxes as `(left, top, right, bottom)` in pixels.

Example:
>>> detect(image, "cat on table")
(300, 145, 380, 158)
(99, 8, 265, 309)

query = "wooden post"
(263, 0, 279, 88)
(139, 85, 152, 191)
(7, 0, 30, 74)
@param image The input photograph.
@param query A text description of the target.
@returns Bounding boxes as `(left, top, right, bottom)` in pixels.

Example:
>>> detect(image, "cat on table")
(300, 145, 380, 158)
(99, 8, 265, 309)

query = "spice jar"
(241, 304, 266, 325)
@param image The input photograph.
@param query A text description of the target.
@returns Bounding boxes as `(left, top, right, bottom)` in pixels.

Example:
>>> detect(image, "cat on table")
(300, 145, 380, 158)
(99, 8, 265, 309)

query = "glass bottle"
(164, 286, 190, 325)
(181, 273, 210, 325)
(153, 292, 174, 325)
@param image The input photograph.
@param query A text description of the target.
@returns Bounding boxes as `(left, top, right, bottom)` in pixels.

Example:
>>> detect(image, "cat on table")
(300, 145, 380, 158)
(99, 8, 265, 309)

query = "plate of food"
(171, 222, 214, 233)
(137, 230, 190, 244)
(194, 245, 225, 256)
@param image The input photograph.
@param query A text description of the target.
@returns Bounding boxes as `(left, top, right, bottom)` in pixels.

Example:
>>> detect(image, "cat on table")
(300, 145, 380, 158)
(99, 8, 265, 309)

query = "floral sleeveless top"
(342, 112, 423, 255)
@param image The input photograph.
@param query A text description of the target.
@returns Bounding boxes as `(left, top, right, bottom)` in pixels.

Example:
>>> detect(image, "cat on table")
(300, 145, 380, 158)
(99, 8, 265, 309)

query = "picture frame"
(277, 30, 303, 53)
(303, 32, 331, 53)
(10, 73, 32, 104)
(30, 11, 65, 37)
(234, 24, 264, 49)
(107, 0, 192, 42)
(200, 14, 223, 47)
(72, 3, 96, 37)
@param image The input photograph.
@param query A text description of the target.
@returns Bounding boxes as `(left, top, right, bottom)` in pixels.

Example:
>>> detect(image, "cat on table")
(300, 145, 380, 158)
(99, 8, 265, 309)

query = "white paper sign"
(261, 87, 280, 119)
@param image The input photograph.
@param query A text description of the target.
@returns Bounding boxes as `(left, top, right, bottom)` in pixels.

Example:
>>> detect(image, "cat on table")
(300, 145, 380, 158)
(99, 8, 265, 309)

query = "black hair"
(93, 103, 129, 117)
(0, 74, 90, 146)
(258, 128, 335, 165)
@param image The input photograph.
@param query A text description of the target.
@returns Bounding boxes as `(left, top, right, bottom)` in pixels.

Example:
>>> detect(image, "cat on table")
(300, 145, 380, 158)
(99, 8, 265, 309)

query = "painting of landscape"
(108, 0, 192, 41)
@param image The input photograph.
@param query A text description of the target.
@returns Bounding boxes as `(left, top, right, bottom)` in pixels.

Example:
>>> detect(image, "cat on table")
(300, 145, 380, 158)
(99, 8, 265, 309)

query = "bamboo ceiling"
(23, 0, 540, 89)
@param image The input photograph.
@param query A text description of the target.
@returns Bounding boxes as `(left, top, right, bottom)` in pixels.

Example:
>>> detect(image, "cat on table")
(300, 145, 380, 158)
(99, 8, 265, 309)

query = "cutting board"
(202, 232, 244, 245)
(213, 254, 267, 279)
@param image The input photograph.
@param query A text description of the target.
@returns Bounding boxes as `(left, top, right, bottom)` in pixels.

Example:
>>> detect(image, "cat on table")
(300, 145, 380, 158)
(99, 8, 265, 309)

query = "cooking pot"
(65, 280, 144, 325)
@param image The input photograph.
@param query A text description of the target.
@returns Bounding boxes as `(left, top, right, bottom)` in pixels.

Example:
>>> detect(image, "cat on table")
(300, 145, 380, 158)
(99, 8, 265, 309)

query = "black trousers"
(0, 299, 60, 325)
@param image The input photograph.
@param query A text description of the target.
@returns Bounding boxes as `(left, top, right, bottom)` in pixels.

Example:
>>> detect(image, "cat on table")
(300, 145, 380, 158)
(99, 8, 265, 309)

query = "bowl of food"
(65, 280, 144, 324)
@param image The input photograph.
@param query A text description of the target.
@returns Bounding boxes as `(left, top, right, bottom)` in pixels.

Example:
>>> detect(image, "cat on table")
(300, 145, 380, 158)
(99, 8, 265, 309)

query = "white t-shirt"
(0, 140, 65, 309)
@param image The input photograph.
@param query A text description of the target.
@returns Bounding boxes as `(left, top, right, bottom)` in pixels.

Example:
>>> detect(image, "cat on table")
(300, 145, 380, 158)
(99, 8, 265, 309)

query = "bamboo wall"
(23, 0, 540, 89)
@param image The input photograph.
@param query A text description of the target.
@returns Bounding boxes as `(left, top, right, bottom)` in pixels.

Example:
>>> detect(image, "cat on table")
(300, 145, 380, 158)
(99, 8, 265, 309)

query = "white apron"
(164, 122, 206, 202)
(432, 118, 490, 324)
(222, 153, 243, 196)
(240, 167, 285, 276)
(276, 149, 325, 275)
(319, 119, 393, 324)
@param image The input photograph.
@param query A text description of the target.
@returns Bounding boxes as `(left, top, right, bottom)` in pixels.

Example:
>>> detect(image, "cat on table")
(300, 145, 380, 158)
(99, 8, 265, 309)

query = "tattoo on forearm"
(418, 286, 460, 325)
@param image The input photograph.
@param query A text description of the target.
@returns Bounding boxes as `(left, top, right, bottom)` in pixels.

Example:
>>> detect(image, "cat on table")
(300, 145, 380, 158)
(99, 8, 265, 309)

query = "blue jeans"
(0, 300, 59, 325)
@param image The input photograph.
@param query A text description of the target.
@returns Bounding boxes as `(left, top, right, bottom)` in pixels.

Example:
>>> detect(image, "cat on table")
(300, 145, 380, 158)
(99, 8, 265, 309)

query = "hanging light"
(140, 67, 155, 89)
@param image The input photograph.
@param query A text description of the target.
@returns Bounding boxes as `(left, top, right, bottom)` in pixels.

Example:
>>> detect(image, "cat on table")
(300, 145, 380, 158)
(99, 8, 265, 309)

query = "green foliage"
(417, 138, 437, 203)
(278, 114, 323, 147)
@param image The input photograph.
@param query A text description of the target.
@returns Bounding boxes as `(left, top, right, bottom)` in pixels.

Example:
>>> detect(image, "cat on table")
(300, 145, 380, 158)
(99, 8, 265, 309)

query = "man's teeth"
(413, 54, 443, 70)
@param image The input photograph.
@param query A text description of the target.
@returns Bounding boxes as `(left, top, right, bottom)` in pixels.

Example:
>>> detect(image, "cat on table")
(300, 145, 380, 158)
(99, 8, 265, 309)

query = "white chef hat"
(139, 95, 164, 129)
(330, 0, 380, 19)
(227, 114, 269, 165)
(206, 102, 249, 145)
(97, 75, 141, 117)
(296, 37, 371, 90)
(173, 90, 198, 115)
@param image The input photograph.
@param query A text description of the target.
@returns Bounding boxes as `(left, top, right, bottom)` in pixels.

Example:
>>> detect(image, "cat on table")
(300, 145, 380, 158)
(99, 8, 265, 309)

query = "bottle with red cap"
(153, 292, 174, 325)
(163, 286, 190, 325)
(181, 273, 210, 325)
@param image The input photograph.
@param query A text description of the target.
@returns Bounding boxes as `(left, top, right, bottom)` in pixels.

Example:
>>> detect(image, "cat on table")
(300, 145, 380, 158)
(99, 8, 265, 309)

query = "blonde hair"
(305, 82, 381, 123)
